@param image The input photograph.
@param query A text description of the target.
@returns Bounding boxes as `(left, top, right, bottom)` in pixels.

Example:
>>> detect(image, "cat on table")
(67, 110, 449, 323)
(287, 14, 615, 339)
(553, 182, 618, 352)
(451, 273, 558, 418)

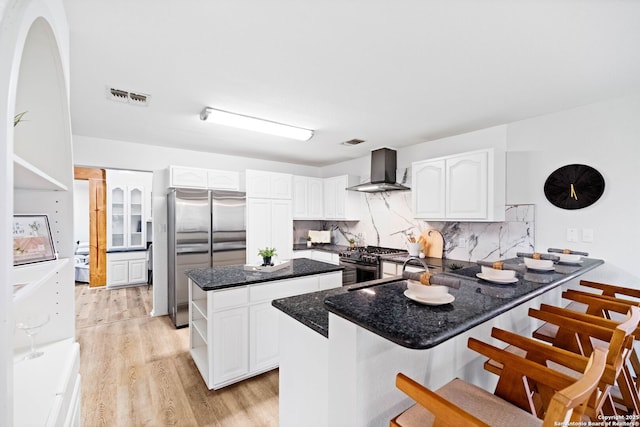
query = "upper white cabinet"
(169, 165, 239, 191)
(412, 148, 505, 221)
(323, 175, 361, 220)
(246, 170, 292, 199)
(106, 170, 152, 250)
(292, 176, 323, 219)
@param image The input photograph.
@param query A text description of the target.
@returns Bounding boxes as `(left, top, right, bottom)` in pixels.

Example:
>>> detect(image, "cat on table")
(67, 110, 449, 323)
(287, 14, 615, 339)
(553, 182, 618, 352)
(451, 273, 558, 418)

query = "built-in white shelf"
(14, 338, 79, 427)
(13, 154, 68, 192)
(12, 258, 69, 304)
(192, 318, 208, 344)
(192, 299, 207, 320)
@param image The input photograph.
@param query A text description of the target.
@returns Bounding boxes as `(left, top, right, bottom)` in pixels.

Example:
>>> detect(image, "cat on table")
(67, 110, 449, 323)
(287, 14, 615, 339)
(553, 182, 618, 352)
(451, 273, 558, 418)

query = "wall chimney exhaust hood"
(346, 148, 410, 193)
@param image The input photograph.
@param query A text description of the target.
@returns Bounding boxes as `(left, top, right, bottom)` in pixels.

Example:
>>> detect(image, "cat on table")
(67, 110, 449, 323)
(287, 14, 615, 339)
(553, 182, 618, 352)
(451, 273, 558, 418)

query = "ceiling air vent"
(106, 87, 150, 106)
(342, 138, 365, 146)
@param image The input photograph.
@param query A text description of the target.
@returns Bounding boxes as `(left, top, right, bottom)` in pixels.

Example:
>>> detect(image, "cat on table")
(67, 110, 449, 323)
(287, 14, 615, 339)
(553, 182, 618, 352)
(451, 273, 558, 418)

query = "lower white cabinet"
(107, 251, 147, 287)
(212, 307, 249, 384)
(189, 271, 342, 389)
(250, 302, 280, 372)
(14, 339, 81, 427)
(382, 261, 425, 278)
(292, 250, 340, 265)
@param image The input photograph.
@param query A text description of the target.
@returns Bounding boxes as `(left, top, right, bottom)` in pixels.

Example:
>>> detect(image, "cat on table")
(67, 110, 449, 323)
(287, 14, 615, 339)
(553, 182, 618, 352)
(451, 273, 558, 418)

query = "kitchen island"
(273, 257, 604, 427)
(186, 258, 343, 389)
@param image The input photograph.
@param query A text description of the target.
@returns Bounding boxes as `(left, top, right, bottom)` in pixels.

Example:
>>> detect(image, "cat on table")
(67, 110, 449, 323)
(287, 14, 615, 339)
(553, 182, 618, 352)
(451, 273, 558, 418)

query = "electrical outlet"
(566, 228, 578, 242)
(458, 238, 467, 248)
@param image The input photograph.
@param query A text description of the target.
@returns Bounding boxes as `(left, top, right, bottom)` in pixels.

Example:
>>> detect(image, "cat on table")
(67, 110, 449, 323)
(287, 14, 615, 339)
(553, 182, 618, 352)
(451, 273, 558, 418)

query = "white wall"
(506, 94, 640, 280)
(72, 180, 89, 244)
(73, 135, 322, 177)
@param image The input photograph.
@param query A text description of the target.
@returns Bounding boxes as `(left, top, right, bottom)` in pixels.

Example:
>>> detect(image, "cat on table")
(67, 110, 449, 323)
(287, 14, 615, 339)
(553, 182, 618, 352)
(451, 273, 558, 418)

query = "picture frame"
(13, 214, 57, 265)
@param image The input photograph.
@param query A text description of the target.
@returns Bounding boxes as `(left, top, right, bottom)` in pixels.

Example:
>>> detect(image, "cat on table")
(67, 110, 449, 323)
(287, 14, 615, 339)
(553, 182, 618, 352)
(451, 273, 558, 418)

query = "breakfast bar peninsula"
(273, 257, 604, 427)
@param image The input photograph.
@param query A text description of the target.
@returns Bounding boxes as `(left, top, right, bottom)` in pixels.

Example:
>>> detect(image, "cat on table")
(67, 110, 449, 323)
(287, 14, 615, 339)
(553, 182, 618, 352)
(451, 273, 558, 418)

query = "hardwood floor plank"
(76, 283, 279, 426)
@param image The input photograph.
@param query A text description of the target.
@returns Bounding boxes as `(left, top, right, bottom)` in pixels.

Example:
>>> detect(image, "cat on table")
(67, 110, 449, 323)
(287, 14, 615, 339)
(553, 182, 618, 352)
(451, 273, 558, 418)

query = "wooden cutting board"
(419, 229, 444, 259)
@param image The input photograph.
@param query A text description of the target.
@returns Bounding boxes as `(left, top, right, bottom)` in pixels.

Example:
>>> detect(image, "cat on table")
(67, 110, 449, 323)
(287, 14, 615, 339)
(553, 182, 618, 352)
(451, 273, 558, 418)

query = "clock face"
(544, 164, 605, 210)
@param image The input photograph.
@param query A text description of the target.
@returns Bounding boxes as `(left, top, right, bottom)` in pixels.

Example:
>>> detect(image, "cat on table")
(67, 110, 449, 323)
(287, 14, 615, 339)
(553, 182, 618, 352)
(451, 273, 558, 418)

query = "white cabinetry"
(246, 170, 292, 199)
(293, 176, 323, 219)
(2, 3, 81, 425)
(323, 175, 361, 220)
(412, 148, 505, 221)
(246, 198, 293, 264)
(382, 261, 425, 278)
(106, 169, 152, 250)
(169, 165, 240, 190)
(246, 169, 293, 264)
(106, 251, 147, 288)
(189, 271, 342, 389)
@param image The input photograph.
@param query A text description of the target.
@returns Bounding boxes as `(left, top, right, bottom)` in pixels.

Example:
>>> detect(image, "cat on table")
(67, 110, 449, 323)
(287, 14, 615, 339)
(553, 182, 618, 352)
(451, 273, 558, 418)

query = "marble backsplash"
(294, 191, 535, 263)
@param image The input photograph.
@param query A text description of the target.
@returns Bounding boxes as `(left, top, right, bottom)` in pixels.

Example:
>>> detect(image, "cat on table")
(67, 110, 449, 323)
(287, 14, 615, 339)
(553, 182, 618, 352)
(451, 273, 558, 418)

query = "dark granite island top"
(322, 257, 603, 349)
(187, 258, 343, 291)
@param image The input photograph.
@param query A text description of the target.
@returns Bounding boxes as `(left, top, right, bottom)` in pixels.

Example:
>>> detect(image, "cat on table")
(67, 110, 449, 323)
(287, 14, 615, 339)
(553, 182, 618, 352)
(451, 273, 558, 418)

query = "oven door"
(339, 259, 378, 285)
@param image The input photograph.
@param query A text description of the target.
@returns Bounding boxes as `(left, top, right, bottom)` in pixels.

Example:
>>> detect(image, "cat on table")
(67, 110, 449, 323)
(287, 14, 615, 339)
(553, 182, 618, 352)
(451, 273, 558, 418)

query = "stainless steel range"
(339, 246, 407, 285)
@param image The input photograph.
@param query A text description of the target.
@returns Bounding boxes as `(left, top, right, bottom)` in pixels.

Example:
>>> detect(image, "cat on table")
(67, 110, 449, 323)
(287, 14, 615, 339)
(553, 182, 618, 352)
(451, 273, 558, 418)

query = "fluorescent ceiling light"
(200, 107, 314, 141)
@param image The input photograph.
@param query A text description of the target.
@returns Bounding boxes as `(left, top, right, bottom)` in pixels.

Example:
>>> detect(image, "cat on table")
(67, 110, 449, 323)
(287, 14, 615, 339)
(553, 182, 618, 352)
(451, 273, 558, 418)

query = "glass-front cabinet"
(107, 184, 146, 250)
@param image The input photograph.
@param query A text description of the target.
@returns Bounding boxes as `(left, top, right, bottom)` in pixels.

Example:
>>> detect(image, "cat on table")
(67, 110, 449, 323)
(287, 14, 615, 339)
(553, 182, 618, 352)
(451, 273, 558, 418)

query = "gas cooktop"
(339, 246, 407, 264)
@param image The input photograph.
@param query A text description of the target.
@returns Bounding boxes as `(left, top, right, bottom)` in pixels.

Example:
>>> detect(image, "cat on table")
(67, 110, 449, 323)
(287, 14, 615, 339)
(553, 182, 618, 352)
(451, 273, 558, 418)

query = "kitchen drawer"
(250, 276, 318, 302)
(212, 286, 249, 311)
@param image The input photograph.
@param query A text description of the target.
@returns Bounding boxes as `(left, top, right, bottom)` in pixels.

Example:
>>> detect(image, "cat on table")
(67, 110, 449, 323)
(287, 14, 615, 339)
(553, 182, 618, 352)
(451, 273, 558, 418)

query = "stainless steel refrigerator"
(167, 188, 246, 328)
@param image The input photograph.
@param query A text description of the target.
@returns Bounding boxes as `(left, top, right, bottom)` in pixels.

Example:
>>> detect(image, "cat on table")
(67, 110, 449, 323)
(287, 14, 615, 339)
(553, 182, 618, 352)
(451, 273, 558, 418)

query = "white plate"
(557, 259, 583, 265)
(525, 265, 555, 272)
(404, 290, 455, 306)
(476, 273, 519, 284)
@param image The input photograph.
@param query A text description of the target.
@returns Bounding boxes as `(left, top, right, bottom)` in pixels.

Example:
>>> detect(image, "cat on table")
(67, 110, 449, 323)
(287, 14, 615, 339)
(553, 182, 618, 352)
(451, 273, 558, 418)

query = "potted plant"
(306, 235, 312, 248)
(258, 247, 277, 266)
(348, 238, 356, 249)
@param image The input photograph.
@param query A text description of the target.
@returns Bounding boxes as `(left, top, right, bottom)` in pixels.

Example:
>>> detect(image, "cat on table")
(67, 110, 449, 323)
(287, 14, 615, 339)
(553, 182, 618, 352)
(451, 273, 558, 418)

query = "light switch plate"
(582, 228, 594, 242)
(566, 228, 579, 242)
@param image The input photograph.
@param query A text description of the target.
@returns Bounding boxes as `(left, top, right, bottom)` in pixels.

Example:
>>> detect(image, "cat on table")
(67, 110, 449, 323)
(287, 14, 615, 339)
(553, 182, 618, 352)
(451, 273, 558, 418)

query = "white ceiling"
(64, 0, 640, 167)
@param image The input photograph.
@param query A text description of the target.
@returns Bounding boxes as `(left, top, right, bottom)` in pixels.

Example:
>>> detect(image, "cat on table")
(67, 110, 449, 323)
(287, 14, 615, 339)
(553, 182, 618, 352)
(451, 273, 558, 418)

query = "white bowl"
(557, 253, 582, 263)
(481, 266, 516, 280)
(524, 257, 554, 270)
(407, 281, 448, 299)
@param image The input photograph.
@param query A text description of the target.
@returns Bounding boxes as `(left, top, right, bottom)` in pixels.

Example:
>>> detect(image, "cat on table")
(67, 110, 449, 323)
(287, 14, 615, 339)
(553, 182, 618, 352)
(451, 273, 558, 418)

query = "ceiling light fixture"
(200, 107, 314, 141)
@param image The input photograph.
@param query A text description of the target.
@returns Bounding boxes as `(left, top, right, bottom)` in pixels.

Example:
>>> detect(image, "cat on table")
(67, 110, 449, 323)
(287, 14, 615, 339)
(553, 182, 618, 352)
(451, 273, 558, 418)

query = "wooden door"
(74, 167, 107, 287)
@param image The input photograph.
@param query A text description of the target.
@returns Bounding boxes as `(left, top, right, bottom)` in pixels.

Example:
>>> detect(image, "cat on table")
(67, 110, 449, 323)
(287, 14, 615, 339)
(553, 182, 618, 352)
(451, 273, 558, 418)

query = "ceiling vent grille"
(342, 138, 365, 146)
(106, 87, 150, 106)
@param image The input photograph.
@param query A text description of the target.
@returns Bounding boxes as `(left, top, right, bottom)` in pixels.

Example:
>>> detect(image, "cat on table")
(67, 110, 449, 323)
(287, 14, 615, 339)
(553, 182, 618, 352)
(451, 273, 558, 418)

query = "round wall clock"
(544, 164, 605, 210)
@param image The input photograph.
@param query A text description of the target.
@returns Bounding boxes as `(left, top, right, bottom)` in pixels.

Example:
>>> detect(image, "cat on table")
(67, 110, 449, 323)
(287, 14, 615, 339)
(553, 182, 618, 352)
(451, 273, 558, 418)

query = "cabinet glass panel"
(111, 187, 125, 247)
(129, 188, 143, 247)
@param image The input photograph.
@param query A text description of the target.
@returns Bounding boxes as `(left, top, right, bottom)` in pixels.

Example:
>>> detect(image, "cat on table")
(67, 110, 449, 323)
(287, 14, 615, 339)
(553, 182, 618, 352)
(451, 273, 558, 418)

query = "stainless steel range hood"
(346, 148, 410, 193)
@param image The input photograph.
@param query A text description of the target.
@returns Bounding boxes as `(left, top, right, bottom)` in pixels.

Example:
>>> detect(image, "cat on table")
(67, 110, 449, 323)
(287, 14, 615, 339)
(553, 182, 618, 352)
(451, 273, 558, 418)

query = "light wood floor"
(75, 284, 279, 426)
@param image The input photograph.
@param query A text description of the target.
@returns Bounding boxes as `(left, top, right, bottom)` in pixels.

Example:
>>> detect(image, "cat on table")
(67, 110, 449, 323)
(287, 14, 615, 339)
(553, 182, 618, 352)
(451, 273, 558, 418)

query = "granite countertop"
(272, 276, 399, 337)
(323, 258, 603, 349)
(187, 258, 344, 291)
(272, 257, 604, 347)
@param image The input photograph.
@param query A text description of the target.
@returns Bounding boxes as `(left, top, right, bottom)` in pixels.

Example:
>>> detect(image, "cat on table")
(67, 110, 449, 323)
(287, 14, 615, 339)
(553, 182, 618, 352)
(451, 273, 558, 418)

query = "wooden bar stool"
(486, 306, 640, 417)
(391, 346, 608, 427)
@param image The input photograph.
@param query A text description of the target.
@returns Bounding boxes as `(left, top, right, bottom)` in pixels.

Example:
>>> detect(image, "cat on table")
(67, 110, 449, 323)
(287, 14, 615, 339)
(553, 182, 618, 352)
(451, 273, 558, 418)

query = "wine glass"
(15, 314, 50, 360)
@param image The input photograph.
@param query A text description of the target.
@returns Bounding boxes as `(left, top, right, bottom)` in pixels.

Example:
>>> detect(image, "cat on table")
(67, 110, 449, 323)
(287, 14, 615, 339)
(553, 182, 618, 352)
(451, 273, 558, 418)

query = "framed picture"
(13, 214, 57, 265)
